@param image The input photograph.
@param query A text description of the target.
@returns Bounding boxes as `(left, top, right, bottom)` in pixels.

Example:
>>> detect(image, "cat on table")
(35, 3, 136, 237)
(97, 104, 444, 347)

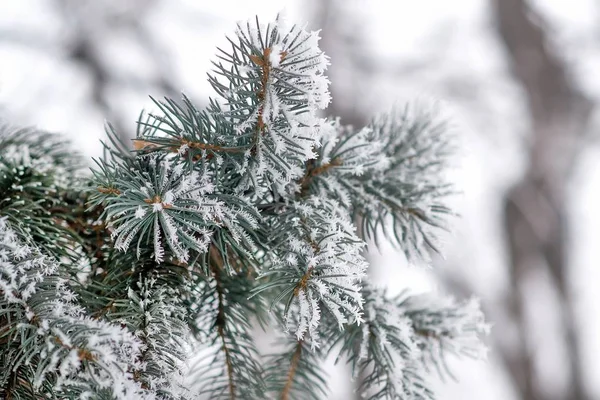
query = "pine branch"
(299, 156, 343, 196)
(123, 277, 190, 397)
(188, 245, 265, 399)
(303, 107, 455, 262)
(325, 284, 488, 399)
(132, 95, 249, 165)
(0, 15, 489, 400)
(0, 124, 85, 262)
(206, 17, 330, 193)
(0, 219, 151, 399)
(265, 337, 328, 400)
(398, 292, 490, 375)
(253, 196, 367, 341)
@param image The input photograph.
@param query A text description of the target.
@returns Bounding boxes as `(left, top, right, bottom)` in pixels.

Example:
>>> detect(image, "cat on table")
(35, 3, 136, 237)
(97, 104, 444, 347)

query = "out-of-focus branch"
(68, 35, 126, 135)
(54, 0, 184, 144)
(130, 21, 181, 100)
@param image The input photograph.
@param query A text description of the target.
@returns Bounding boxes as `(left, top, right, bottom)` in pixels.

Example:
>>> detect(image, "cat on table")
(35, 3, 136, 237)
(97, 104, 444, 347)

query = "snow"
(135, 205, 146, 219)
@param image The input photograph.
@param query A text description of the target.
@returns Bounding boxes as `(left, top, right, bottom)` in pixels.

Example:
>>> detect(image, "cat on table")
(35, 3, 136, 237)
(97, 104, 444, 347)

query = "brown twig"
(414, 328, 452, 340)
(91, 300, 116, 320)
(143, 195, 173, 209)
(281, 340, 303, 400)
(97, 187, 121, 196)
(209, 245, 236, 400)
(248, 47, 287, 155)
(293, 267, 314, 298)
(53, 336, 97, 362)
(133, 138, 246, 162)
(134, 139, 245, 154)
(299, 157, 342, 196)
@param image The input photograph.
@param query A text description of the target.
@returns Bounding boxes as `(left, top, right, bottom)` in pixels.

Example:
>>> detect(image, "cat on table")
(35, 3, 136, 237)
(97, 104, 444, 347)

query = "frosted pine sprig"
(328, 284, 489, 400)
(0, 123, 84, 176)
(366, 104, 456, 262)
(208, 17, 331, 192)
(306, 104, 456, 263)
(188, 268, 266, 398)
(353, 285, 428, 400)
(122, 276, 192, 398)
(301, 118, 390, 204)
(399, 293, 490, 364)
(0, 218, 151, 399)
(94, 155, 221, 263)
(256, 197, 368, 343)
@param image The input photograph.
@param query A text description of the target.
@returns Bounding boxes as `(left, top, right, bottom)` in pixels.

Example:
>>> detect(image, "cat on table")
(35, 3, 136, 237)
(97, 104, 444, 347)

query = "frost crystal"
(267, 197, 368, 342)
(135, 205, 147, 219)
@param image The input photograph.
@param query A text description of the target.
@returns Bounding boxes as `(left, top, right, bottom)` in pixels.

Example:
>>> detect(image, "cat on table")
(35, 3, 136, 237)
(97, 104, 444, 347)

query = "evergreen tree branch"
(0, 15, 489, 400)
(206, 17, 331, 193)
(188, 244, 265, 399)
(325, 284, 488, 399)
(302, 107, 455, 262)
(254, 196, 367, 341)
(299, 156, 343, 196)
(0, 219, 151, 399)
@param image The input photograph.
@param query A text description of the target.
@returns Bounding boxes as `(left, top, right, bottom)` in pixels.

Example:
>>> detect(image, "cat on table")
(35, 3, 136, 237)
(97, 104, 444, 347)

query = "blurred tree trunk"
(492, 0, 592, 399)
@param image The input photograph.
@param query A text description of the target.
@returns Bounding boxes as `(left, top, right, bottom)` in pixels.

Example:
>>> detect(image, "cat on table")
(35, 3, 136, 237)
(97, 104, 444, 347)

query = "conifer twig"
(209, 244, 236, 400)
(281, 340, 303, 400)
(249, 47, 272, 154)
(299, 157, 343, 196)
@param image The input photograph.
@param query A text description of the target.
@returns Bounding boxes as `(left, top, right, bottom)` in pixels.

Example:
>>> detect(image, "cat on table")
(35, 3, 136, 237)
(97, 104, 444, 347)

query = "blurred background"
(1, 1, 600, 399)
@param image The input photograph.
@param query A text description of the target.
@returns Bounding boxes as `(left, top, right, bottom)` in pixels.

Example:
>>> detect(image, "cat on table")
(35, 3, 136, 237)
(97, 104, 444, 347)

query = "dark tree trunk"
(492, 0, 592, 399)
